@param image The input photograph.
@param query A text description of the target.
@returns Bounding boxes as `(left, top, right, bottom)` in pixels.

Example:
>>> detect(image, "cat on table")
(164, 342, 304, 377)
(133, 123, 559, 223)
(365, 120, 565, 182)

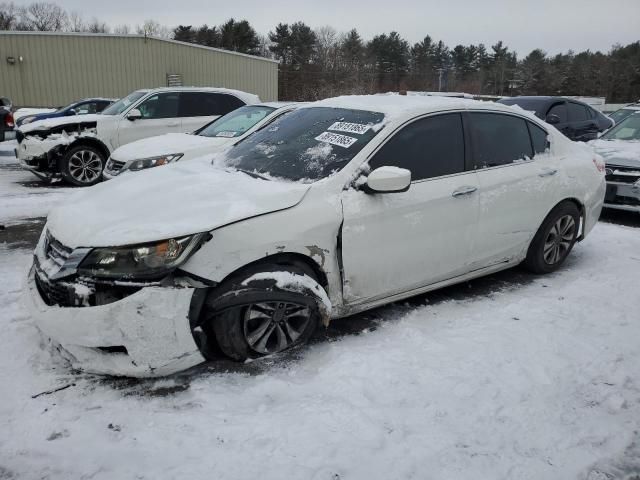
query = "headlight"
(124, 154, 183, 172)
(21, 116, 36, 124)
(77, 233, 205, 279)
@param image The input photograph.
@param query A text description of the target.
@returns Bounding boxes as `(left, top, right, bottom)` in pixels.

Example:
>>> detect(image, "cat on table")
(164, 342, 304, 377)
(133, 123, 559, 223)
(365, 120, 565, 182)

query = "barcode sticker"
(328, 122, 371, 135)
(315, 131, 358, 148)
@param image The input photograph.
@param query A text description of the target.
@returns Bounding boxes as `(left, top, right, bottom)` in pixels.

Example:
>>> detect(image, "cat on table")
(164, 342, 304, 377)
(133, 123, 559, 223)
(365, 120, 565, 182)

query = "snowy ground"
(1, 144, 640, 479)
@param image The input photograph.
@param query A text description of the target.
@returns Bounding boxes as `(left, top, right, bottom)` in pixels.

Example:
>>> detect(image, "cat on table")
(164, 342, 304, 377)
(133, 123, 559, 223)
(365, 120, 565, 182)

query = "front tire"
(205, 267, 326, 361)
(60, 145, 105, 186)
(524, 201, 580, 274)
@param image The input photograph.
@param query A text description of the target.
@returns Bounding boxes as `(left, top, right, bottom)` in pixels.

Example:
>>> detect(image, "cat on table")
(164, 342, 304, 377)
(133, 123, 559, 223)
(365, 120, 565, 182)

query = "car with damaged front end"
(25, 95, 605, 377)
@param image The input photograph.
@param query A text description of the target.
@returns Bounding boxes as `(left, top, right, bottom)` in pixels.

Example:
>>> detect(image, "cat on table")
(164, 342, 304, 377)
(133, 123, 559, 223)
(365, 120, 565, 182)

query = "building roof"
(0, 31, 278, 64)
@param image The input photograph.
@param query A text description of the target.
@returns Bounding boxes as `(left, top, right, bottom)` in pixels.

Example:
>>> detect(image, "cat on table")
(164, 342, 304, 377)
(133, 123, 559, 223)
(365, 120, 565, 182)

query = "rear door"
(117, 92, 181, 147)
(468, 112, 556, 267)
(341, 113, 480, 304)
(179, 92, 246, 133)
(546, 102, 571, 139)
(567, 101, 599, 141)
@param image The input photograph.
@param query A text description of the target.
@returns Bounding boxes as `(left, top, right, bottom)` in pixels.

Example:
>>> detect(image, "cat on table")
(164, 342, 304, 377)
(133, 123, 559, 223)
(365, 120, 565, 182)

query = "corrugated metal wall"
(0, 32, 278, 107)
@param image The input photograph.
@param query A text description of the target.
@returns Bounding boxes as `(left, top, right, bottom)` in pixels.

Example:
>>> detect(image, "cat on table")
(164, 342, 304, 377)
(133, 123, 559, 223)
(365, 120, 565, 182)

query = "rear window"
(568, 102, 589, 122)
(469, 113, 534, 168)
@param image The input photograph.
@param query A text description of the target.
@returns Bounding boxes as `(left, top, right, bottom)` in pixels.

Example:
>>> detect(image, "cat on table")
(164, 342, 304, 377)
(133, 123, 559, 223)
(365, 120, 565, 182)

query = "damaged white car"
(25, 95, 606, 377)
(16, 87, 259, 186)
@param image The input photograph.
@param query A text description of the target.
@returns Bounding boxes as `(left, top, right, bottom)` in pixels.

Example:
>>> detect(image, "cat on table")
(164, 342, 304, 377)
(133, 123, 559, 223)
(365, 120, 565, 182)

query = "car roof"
(302, 94, 535, 124)
(146, 86, 260, 104)
(255, 101, 305, 109)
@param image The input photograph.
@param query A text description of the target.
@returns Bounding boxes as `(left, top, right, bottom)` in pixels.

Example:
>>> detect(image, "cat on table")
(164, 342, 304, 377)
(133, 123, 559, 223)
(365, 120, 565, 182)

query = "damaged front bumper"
(24, 266, 206, 377)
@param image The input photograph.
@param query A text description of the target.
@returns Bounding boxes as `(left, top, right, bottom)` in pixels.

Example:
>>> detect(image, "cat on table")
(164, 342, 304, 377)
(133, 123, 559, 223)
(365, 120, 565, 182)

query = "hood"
(19, 113, 107, 134)
(47, 160, 311, 248)
(112, 133, 231, 161)
(590, 139, 640, 168)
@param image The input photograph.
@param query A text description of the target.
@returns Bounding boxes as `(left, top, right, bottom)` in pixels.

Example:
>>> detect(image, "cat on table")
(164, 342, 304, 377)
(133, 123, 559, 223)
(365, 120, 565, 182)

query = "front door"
(117, 92, 182, 147)
(341, 113, 479, 304)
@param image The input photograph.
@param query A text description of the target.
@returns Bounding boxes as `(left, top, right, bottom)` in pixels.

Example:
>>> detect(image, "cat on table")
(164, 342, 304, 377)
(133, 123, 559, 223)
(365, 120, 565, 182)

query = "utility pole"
(437, 68, 446, 92)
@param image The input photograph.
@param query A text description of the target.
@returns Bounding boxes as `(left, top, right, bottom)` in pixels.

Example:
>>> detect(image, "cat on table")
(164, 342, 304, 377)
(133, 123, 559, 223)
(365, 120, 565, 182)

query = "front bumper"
(603, 181, 640, 213)
(24, 267, 206, 377)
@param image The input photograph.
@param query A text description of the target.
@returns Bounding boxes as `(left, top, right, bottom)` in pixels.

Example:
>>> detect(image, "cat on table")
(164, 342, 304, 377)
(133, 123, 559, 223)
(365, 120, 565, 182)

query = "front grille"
(35, 270, 75, 306)
(606, 165, 640, 184)
(105, 158, 125, 173)
(44, 232, 72, 268)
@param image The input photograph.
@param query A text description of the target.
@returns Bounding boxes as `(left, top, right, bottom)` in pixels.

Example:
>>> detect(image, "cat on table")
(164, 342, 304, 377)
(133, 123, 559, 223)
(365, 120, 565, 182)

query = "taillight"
(593, 157, 605, 173)
(5, 112, 14, 128)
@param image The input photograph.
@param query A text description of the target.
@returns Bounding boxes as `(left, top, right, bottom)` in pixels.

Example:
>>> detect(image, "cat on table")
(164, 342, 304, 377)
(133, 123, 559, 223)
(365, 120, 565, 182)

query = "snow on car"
(590, 112, 640, 213)
(15, 87, 260, 186)
(102, 102, 301, 179)
(24, 94, 606, 377)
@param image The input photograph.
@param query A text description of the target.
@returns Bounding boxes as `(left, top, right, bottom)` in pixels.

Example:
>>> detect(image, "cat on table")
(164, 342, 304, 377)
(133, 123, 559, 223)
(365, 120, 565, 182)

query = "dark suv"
(497, 96, 613, 142)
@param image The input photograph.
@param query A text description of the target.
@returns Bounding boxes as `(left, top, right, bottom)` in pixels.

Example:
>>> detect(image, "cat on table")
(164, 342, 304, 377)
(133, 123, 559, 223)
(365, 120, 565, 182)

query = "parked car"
(0, 99, 15, 142)
(16, 87, 260, 186)
(607, 102, 640, 125)
(589, 111, 640, 213)
(16, 98, 116, 126)
(25, 95, 605, 377)
(497, 96, 614, 142)
(103, 102, 301, 179)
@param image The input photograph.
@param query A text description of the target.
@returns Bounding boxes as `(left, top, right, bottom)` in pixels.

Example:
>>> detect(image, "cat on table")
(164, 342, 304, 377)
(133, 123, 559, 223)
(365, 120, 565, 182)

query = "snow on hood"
(111, 133, 231, 161)
(590, 139, 640, 168)
(46, 161, 311, 248)
(18, 113, 106, 133)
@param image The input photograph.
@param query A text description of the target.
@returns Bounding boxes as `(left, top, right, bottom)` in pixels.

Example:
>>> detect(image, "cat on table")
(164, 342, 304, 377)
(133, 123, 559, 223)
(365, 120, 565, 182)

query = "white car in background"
(16, 87, 259, 186)
(590, 111, 640, 212)
(103, 102, 301, 179)
(25, 95, 605, 377)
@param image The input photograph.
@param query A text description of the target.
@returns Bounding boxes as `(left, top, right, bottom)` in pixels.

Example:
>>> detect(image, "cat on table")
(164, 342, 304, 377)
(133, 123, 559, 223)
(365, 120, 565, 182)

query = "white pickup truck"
(16, 87, 259, 186)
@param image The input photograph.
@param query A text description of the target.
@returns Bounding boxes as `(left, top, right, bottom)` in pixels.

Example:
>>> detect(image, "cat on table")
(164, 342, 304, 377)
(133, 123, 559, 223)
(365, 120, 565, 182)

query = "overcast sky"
(19, 0, 640, 56)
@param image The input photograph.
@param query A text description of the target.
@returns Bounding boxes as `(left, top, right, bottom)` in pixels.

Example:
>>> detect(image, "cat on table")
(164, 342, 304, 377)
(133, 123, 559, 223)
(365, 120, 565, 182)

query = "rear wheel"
(60, 145, 105, 186)
(524, 201, 580, 274)
(204, 266, 326, 361)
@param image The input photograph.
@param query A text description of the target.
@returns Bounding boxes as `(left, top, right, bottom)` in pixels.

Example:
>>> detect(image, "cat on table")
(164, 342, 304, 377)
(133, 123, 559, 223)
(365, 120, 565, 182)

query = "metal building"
(0, 31, 278, 107)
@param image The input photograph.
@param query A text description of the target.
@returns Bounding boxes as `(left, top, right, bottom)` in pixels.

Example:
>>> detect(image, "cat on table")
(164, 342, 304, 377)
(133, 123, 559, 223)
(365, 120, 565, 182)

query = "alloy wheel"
(68, 150, 102, 184)
(543, 214, 576, 265)
(243, 302, 312, 354)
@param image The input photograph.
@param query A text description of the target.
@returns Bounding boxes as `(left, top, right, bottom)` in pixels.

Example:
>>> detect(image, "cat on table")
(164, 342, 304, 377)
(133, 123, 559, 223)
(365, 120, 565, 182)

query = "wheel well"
(66, 138, 110, 160)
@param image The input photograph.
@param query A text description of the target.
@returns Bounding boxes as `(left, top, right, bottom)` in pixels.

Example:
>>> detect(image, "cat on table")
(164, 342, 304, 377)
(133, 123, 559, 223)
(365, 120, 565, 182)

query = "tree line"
(2, 2, 639, 102)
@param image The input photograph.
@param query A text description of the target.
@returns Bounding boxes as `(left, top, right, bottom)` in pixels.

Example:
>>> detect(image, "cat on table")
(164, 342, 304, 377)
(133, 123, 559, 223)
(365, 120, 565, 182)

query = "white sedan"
(25, 95, 606, 376)
(102, 102, 300, 179)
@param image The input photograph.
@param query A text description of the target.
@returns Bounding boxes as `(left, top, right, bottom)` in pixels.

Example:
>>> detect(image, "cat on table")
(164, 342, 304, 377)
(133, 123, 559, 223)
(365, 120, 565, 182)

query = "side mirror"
(126, 108, 142, 121)
(546, 114, 560, 125)
(66, 109, 77, 116)
(364, 166, 411, 194)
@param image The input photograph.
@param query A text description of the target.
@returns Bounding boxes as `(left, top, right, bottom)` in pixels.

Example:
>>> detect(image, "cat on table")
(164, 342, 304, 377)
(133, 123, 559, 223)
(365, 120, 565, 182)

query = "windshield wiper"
(236, 168, 270, 181)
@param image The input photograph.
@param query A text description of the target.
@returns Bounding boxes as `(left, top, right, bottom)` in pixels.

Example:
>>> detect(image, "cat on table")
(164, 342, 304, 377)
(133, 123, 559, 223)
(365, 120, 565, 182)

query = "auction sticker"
(215, 131, 237, 138)
(315, 131, 358, 148)
(328, 122, 371, 135)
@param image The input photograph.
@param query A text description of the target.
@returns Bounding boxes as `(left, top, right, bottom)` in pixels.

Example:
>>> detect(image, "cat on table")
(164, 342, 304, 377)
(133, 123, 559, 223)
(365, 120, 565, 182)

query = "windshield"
(102, 91, 147, 116)
(602, 113, 640, 141)
(223, 107, 385, 182)
(609, 107, 639, 125)
(497, 98, 544, 118)
(198, 105, 276, 138)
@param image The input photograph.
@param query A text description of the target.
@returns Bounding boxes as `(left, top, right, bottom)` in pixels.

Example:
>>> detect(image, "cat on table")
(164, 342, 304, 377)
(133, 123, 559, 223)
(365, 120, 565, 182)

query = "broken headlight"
(77, 234, 205, 280)
(123, 154, 184, 173)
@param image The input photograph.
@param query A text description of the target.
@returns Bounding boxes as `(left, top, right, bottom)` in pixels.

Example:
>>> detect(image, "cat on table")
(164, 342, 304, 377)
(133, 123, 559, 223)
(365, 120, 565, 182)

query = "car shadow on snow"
(599, 208, 640, 229)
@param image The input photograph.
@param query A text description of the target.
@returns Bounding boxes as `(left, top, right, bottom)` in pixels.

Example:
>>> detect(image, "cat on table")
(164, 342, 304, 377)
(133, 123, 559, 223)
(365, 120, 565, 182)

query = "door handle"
(451, 186, 477, 197)
(539, 168, 558, 177)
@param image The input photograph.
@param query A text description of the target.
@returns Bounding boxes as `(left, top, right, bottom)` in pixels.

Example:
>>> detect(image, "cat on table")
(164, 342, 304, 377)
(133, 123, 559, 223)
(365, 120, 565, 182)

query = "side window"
(547, 103, 568, 123)
(138, 93, 180, 119)
(96, 101, 111, 113)
(469, 113, 533, 168)
(75, 102, 98, 115)
(567, 102, 589, 122)
(368, 113, 465, 181)
(179, 92, 246, 117)
(527, 122, 549, 155)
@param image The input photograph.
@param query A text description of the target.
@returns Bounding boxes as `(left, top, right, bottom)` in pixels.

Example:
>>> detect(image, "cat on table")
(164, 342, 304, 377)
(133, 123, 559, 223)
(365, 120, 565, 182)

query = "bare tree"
(314, 26, 339, 71)
(0, 1, 19, 30)
(136, 19, 170, 38)
(21, 2, 67, 31)
(113, 24, 131, 35)
(68, 10, 85, 32)
(87, 17, 109, 33)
